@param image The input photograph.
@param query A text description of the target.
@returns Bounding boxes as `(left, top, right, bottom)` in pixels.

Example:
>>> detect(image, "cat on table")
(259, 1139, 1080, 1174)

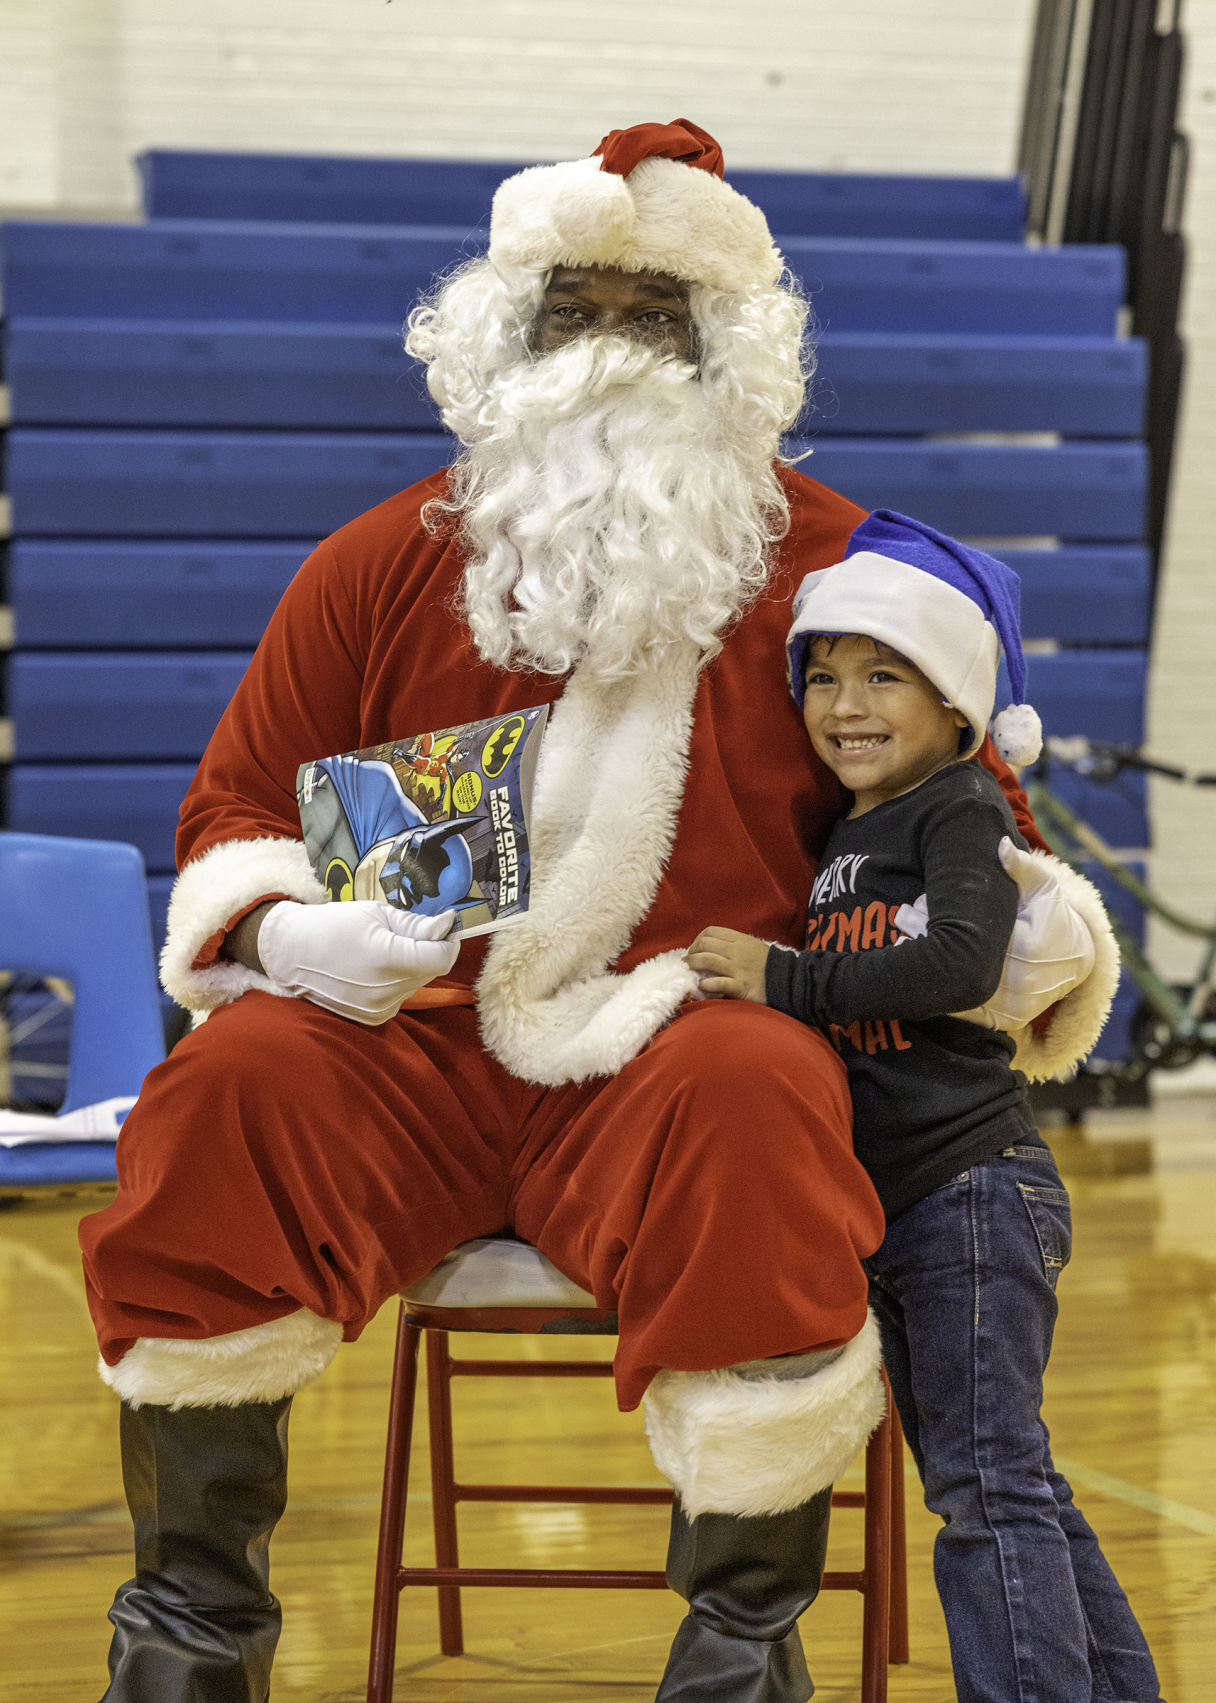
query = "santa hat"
(785, 509, 1043, 768)
(488, 118, 783, 297)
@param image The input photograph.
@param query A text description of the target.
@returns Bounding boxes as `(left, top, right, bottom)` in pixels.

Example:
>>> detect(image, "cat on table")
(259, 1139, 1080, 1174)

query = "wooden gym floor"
(3, 1095, 1214, 1702)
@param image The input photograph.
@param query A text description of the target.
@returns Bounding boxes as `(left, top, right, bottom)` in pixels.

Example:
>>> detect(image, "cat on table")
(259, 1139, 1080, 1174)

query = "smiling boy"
(687, 509, 1163, 1703)
(688, 510, 1055, 1216)
(802, 631, 969, 812)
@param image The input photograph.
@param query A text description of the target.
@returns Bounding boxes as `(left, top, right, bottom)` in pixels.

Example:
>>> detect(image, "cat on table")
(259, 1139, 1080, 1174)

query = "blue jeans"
(864, 1144, 1162, 1702)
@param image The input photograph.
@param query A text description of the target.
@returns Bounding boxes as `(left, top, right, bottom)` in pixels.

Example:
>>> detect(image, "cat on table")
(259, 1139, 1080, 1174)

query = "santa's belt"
(401, 985, 478, 1009)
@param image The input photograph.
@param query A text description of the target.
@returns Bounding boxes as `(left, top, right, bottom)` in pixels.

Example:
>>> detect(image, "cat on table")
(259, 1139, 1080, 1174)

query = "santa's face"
(532, 267, 696, 364)
(407, 254, 801, 681)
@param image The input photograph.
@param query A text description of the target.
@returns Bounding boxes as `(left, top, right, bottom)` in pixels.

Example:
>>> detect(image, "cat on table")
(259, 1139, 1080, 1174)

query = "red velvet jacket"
(177, 464, 1043, 995)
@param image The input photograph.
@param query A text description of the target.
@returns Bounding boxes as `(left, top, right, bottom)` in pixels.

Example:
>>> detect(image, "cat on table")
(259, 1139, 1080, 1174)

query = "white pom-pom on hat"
(551, 163, 636, 257)
(992, 704, 1043, 768)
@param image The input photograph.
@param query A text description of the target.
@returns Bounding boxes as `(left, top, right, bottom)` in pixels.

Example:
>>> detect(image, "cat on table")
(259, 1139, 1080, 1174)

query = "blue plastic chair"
(0, 832, 166, 1188)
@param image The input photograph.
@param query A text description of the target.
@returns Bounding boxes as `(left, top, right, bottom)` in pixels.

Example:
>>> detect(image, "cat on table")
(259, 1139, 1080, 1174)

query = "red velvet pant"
(80, 993, 883, 1410)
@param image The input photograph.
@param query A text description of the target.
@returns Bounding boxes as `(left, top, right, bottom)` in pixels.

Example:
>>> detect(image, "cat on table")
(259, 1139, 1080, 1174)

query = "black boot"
(101, 1398, 291, 1703)
(654, 1490, 833, 1702)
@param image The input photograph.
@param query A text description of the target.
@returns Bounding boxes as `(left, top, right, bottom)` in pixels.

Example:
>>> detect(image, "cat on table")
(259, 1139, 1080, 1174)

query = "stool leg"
(425, 1330, 464, 1656)
(888, 1405, 909, 1665)
(368, 1308, 422, 1703)
(859, 1401, 892, 1703)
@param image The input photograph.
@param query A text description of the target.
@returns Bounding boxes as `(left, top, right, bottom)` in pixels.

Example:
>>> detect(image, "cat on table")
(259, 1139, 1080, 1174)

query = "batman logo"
(482, 715, 526, 778)
(324, 858, 354, 902)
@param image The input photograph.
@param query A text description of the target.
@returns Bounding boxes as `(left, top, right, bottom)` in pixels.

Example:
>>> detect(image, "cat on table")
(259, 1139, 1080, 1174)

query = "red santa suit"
(79, 463, 1043, 1416)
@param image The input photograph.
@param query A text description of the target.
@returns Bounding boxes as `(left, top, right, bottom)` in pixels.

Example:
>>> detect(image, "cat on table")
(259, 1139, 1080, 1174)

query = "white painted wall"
(0, 0, 57, 206)
(2, 0, 1214, 984)
(1, 1, 1036, 210)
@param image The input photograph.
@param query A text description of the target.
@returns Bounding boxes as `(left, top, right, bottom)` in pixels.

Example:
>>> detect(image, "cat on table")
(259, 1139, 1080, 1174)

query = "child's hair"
(804, 632, 912, 665)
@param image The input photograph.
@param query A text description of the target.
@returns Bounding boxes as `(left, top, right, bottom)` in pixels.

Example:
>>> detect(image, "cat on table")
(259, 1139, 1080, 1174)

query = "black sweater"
(765, 761, 1039, 1221)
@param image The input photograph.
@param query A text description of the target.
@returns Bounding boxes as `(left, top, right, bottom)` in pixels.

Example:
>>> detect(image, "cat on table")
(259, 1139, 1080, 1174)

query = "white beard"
(443, 335, 789, 682)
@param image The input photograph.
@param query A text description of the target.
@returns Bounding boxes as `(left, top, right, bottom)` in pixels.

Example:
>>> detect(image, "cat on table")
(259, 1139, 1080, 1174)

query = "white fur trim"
(642, 1313, 886, 1519)
(489, 155, 783, 296)
(1009, 852, 1121, 1082)
(160, 835, 326, 1011)
(477, 648, 702, 1084)
(98, 1309, 343, 1409)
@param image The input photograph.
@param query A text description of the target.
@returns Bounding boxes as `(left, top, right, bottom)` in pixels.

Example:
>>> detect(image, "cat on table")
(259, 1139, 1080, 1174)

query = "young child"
(687, 509, 1162, 1703)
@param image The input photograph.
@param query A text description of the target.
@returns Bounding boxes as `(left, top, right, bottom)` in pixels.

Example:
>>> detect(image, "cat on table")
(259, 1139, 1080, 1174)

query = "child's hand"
(686, 927, 771, 1003)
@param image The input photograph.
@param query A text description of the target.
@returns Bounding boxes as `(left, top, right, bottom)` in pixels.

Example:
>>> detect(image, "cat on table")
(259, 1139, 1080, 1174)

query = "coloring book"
(296, 705, 548, 939)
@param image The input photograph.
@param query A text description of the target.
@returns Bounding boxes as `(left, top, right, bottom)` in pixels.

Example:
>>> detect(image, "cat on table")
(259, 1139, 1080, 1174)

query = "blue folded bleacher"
(4, 429, 450, 536)
(0, 221, 1126, 336)
(137, 149, 1030, 243)
(7, 320, 1148, 439)
(1046, 770, 1148, 855)
(0, 747, 1154, 892)
(4, 319, 434, 430)
(0, 220, 472, 323)
(783, 237, 1125, 336)
(5, 764, 196, 873)
(792, 440, 1148, 541)
(4, 430, 1149, 542)
(146, 875, 172, 954)
(44, 647, 1138, 772)
(15, 590, 1148, 770)
(1025, 651, 1148, 748)
(9, 541, 309, 647)
(1008, 651, 1152, 847)
(7, 653, 252, 760)
(10, 543, 1142, 655)
(139, 150, 527, 232)
(1002, 546, 1152, 645)
(730, 171, 1029, 244)
(810, 334, 1147, 437)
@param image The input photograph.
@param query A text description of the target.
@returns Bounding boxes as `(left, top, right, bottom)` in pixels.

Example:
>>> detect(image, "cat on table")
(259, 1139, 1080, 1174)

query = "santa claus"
(79, 120, 1110, 1702)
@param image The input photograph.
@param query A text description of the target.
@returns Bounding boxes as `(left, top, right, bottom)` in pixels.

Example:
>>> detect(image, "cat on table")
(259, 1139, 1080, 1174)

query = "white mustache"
(482, 335, 698, 431)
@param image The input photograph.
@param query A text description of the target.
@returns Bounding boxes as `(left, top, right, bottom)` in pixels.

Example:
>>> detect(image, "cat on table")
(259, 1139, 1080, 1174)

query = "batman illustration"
(305, 755, 479, 918)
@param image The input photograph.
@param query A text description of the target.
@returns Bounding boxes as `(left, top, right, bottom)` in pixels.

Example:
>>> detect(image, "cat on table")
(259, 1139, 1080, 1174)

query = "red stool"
(367, 1237, 909, 1703)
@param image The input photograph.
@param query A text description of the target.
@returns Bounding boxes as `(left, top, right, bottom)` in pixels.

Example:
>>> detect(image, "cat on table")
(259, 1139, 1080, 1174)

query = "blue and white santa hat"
(785, 509, 1042, 767)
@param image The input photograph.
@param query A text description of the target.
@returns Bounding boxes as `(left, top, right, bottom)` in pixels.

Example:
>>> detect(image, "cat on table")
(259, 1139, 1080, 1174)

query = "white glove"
(893, 894, 929, 941)
(257, 900, 460, 1026)
(954, 837, 1095, 1031)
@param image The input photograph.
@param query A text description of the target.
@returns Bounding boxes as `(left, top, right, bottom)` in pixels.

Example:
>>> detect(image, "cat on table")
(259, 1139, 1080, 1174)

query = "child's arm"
(976, 734, 1048, 852)
(691, 798, 1018, 1028)
(687, 926, 772, 1002)
(775, 803, 1017, 1028)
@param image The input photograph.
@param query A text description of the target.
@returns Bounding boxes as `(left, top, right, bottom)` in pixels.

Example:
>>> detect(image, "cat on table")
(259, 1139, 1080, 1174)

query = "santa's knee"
(100, 1311, 343, 1410)
(643, 1312, 885, 1519)
(669, 1002, 847, 1117)
(164, 990, 350, 1100)
(119, 993, 362, 1181)
(652, 1005, 852, 1183)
